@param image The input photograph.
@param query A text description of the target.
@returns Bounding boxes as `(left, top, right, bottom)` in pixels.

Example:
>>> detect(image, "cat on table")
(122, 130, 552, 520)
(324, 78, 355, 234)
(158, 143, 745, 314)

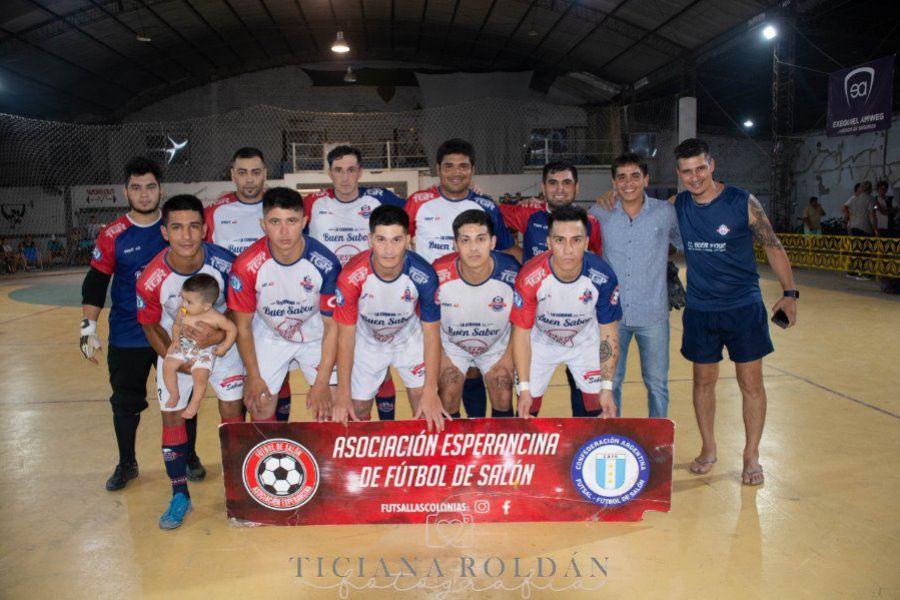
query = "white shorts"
(255, 334, 337, 395)
(351, 335, 425, 401)
(157, 344, 245, 412)
(529, 338, 601, 398)
(442, 329, 509, 375)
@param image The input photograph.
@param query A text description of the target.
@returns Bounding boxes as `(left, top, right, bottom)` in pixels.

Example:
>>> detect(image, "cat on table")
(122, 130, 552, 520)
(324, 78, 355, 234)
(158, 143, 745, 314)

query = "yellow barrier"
(754, 234, 900, 278)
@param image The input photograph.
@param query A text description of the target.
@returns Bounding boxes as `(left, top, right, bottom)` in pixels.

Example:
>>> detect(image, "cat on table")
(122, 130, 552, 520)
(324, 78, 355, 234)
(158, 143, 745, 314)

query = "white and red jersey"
(304, 187, 406, 266)
(334, 249, 440, 346)
(432, 251, 519, 356)
(510, 251, 622, 347)
(136, 243, 236, 332)
(204, 192, 264, 255)
(227, 236, 340, 343)
(405, 186, 514, 263)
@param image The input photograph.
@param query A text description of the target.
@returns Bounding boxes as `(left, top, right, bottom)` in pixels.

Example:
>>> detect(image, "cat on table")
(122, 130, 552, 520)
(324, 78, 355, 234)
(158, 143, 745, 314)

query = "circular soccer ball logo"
(571, 434, 650, 506)
(242, 438, 319, 511)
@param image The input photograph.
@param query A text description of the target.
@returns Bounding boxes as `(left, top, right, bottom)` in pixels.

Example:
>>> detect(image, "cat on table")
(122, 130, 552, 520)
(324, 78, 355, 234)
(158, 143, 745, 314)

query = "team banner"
(827, 54, 894, 137)
(220, 418, 674, 526)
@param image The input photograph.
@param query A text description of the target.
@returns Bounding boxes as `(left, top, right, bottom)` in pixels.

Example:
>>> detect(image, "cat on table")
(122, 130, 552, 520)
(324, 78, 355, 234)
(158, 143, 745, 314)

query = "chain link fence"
(0, 95, 678, 270)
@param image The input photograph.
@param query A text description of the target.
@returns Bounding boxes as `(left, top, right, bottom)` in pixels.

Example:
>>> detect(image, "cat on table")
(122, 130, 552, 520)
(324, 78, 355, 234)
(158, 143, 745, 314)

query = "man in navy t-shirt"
(673, 138, 798, 487)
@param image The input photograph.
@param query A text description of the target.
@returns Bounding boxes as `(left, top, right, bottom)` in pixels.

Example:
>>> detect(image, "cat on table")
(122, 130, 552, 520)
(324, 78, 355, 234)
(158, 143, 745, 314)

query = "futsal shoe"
(159, 493, 192, 530)
(185, 455, 207, 481)
(105, 462, 138, 491)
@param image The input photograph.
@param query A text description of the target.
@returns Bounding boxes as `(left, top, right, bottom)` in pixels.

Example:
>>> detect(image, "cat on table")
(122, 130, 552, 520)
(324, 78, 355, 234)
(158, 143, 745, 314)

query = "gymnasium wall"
(791, 116, 900, 222)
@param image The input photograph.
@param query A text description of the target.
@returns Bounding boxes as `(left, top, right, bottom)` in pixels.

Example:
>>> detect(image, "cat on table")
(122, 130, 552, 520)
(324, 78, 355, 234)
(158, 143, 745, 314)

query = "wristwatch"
(783, 290, 799, 299)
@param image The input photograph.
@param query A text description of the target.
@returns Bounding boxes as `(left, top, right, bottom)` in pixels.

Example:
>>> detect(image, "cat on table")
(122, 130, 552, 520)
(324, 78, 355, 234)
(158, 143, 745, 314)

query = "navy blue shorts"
(681, 302, 774, 363)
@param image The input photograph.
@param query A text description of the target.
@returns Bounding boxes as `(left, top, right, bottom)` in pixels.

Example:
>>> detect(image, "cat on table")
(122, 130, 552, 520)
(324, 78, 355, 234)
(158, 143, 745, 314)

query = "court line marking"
(670, 320, 898, 418)
(765, 363, 900, 421)
(0, 306, 62, 325)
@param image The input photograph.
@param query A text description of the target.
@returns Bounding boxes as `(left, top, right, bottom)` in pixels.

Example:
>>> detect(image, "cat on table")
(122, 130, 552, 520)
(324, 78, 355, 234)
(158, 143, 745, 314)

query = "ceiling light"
(762, 25, 777, 40)
(743, 119, 754, 128)
(528, 27, 539, 37)
(331, 31, 350, 53)
(136, 34, 152, 43)
(343, 67, 357, 83)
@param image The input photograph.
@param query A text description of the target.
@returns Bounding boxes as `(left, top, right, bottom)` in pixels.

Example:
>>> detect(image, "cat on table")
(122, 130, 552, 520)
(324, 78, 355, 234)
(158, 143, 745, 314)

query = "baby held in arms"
(162, 274, 237, 418)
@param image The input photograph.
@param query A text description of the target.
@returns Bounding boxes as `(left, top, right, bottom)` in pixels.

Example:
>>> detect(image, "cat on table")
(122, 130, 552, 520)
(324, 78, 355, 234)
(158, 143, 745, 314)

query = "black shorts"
(108, 345, 159, 415)
(681, 302, 774, 364)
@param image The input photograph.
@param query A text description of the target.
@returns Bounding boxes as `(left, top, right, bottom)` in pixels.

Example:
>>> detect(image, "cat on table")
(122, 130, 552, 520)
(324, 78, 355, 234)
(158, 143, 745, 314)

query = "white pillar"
(678, 96, 697, 142)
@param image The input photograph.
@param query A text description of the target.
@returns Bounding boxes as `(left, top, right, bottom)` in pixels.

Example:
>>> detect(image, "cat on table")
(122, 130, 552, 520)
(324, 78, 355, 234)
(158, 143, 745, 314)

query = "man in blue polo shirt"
(673, 138, 797, 487)
(590, 153, 680, 418)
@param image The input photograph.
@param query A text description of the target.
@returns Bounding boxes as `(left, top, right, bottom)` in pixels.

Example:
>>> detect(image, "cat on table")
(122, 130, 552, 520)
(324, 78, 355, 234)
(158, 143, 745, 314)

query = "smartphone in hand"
(771, 309, 790, 329)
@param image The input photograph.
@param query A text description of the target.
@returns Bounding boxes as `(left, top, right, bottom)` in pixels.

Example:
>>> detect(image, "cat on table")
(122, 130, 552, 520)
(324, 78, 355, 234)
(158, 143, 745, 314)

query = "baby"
(162, 273, 237, 419)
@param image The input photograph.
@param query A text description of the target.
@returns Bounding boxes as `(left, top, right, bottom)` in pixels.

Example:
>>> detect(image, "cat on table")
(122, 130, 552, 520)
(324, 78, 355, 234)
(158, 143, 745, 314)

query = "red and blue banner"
(220, 418, 674, 526)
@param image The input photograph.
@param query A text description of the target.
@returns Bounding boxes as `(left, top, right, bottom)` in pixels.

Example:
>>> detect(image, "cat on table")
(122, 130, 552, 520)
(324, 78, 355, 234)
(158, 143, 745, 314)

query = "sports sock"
(462, 377, 487, 417)
(113, 413, 140, 465)
(162, 424, 189, 498)
(275, 397, 291, 422)
(184, 413, 198, 460)
(566, 368, 586, 417)
(376, 377, 396, 420)
(276, 378, 291, 422)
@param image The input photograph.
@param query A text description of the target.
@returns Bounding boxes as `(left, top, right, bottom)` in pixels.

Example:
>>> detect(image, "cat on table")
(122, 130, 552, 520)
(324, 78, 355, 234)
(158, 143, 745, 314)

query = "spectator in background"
(47, 235, 66, 265)
(843, 181, 877, 279)
(842, 181, 876, 236)
(18, 235, 42, 270)
(873, 181, 895, 236)
(802, 196, 826, 235)
(72, 227, 93, 265)
(87, 215, 105, 241)
(1, 237, 16, 273)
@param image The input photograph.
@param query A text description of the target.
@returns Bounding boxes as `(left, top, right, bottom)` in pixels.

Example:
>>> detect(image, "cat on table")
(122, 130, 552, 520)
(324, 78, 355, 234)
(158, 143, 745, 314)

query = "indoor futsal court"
(1, 0, 899, 598)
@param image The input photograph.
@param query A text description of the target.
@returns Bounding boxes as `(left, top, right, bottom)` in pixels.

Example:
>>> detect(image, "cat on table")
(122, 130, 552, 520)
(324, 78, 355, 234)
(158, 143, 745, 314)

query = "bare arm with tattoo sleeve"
(597, 321, 619, 418)
(748, 195, 798, 327)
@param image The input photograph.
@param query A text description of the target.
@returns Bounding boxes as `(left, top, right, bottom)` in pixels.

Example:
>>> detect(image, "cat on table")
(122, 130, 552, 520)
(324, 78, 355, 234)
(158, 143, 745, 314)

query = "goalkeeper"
(80, 157, 209, 491)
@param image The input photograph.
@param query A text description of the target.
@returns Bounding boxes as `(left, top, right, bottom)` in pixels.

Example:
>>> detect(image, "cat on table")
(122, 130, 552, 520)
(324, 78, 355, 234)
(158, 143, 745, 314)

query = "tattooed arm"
(748, 195, 798, 327)
(598, 321, 619, 418)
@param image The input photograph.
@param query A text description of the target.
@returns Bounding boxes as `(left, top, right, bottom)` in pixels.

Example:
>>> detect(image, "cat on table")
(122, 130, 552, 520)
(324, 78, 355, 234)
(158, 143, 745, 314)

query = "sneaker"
(159, 493, 192, 530)
(105, 462, 138, 491)
(185, 455, 207, 481)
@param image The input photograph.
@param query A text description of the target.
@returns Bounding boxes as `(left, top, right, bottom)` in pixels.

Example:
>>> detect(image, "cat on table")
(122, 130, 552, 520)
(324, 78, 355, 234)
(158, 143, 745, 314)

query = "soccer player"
(303, 145, 405, 420)
(499, 161, 601, 262)
(205, 147, 267, 255)
(499, 161, 601, 418)
(137, 195, 245, 529)
(433, 210, 519, 418)
(672, 138, 797, 486)
(229, 187, 341, 421)
(204, 148, 292, 422)
(80, 157, 204, 491)
(406, 138, 517, 417)
(332, 205, 447, 432)
(406, 138, 516, 264)
(510, 205, 622, 418)
(305, 145, 406, 265)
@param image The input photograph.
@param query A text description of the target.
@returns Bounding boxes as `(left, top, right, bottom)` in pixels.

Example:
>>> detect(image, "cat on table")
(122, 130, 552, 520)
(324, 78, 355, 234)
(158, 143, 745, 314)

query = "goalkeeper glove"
(667, 262, 686, 311)
(80, 318, 102, 362)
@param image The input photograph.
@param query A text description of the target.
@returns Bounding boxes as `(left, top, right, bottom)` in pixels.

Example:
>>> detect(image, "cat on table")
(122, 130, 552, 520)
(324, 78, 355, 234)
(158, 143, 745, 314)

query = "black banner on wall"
(827, 55, 894, 137)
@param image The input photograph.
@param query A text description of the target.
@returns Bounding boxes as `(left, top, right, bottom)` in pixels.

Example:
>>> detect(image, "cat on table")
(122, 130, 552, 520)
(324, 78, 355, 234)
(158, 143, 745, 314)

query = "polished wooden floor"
(0, 266, 897, 599)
